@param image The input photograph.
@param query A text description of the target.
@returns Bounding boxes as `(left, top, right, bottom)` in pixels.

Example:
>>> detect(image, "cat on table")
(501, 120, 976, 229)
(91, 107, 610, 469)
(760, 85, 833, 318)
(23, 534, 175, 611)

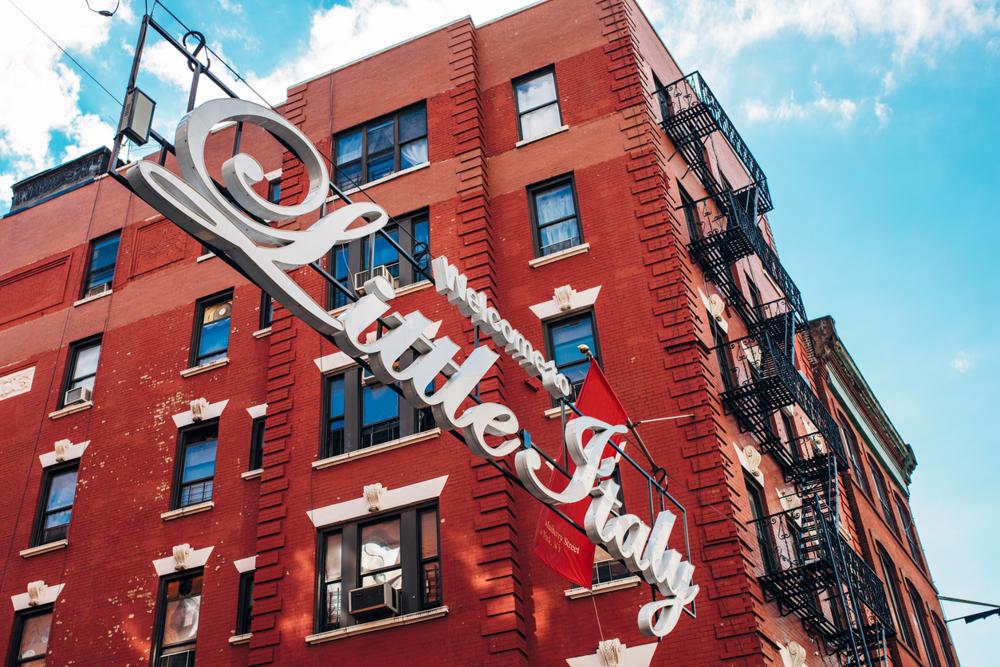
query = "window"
(191, 291, 232, 367)
(327, 210, 431, 310)
(838, 415, 870, 496)
(31, 464, 78, 546)
(235, 571, 254, 636)
(545, 311, 600, 399)
(895, 497, 925, 570)
(745, 275, 763, 319)
(153, 571, 202, 666)
(267, 179, 281, 204)
(906, 581, 941, 667)
(745, 474, 777, 573)
(322, 369, 434, 459)
(61, 336, 101, 406)
(8, 606, 52, 665)
(259, 291, 273, 329)
(869, 458, 899, 535)
(173, 422, 218, 509)
(249, 417, 265, 472)
(317, 505, 441, 632)
(877, 545, 916, 647)
(779, 410, 798, 462)
(678, 182, 699, 242)
(933, 614, 958, 667)
(528, 175, 582, 257)
(81, 231, 120, 298)
(710, 318, 734, 393)
(514, 67, 562, 141)
(333, 104, 427, 191)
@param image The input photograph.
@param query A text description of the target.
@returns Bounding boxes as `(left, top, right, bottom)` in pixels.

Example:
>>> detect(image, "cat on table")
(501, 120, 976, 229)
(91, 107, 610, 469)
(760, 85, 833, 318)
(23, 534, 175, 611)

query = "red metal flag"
(532, 362, 630, 590)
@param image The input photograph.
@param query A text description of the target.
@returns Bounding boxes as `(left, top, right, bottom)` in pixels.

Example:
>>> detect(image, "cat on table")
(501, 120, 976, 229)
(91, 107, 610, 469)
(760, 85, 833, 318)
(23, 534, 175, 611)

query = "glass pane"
(162, 596, 201, 646)
(398, 107, 426, 143)
(182, 440, 217, 483)
(362, 384, 398, 426)
(267, 180, 281, 204)
(335, 130, 362, 165)
(420, 509, 438, 559)
(422, 561, 441, 607)
(400, 139, 428, 169)
(328, 376, 345, 418)
(325, 533, 343, 580)
(519, 104, 561, 140)
(551, 316, 596, 368)
(72, 343, 101, 381)
(362, 227, 399, 275)
(533, 183, 575, 225)
(90, 235, 120, 273)
(367, 119, 394, 155)
(325, 581, 342, 628)
(335, 161, 361, 190)
(41, 519, 69, 544)
(515, 71, 557, 110)
(46, 470, 77, 510)
(18, 612, 52, 660)
(360, 518, 401, 574)
(366, 154, 394, 182)
(538, 218, 580, 256)
(198, 319, 230, 360)
(363, 567, 402, 590)
(413, 216, 430, 272)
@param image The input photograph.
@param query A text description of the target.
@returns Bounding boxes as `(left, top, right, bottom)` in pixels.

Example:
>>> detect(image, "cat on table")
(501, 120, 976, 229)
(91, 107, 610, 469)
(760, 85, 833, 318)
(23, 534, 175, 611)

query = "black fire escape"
(656, 72, 894, 666)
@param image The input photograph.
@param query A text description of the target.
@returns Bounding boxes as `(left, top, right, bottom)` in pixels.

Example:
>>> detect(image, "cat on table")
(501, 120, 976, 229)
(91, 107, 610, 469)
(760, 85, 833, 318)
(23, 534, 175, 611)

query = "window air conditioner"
(353, 265, 397, 293)
(64, 386, 92, 406)
(348, 581, 399, 618)
(84, 282, 112, 299)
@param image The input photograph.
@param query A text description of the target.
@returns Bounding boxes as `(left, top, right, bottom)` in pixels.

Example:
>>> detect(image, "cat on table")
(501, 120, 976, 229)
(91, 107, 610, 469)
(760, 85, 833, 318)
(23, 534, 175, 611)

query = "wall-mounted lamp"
(119, 87, 155, 145)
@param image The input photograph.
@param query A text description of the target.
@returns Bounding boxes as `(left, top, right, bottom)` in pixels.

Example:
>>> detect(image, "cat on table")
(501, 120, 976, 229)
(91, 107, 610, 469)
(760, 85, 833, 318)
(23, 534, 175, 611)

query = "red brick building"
(0, 0, 959, 665)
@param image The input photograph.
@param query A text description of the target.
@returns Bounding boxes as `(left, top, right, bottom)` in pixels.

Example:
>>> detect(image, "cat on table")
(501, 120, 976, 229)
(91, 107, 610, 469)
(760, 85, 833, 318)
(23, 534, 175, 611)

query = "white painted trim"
(304, 606, 448, 644)
(180, 358, 229, 377)
(172, 399, 229, 429)
(312, 429, 442, 470)
(314, 351, 357, 375)
(528, 242, 591, 268)
(160, 501, 215, 521)
(516, 124, 569, 147)
(153, 546, 214, 577)
(233, 556, 257, 573)
(734, 443, 764, 483)
(529, 285, 601, 320)
(11, 583, 64, 611)
(196, 252, 216, 263)
(264, 168, 282, 181)
(565, 641, 658, 667)
(307, 475, 448, 528)
(0, 366, 34, 402)
(229, 633, 252, 645)
(48, 401, 93, 420)
(19, 540, 68, 559)
(564, 575, 641, 599)
(393, 280, 432, 297)
(326, 162, 430, 202)
(73, 288, 113, 307)
(544, 406, 565, 420)
(246, 404, 267, 419)
(251, 327, 272, 338)
(241, 468, 263, 480)
(39, 439, 89, 468)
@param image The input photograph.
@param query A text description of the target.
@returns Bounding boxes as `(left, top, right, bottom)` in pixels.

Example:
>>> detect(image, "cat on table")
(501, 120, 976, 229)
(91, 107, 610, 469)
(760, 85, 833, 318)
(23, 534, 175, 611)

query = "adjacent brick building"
(0, 0, 959, 665)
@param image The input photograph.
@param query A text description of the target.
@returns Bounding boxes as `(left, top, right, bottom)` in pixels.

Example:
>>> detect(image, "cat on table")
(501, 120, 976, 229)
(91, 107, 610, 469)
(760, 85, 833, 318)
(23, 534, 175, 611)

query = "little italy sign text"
(126, 98, 699, 638)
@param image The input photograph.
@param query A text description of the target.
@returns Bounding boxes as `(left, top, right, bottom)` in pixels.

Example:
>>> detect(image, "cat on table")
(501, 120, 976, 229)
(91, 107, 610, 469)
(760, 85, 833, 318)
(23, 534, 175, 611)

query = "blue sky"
(1, 0, 998, 663)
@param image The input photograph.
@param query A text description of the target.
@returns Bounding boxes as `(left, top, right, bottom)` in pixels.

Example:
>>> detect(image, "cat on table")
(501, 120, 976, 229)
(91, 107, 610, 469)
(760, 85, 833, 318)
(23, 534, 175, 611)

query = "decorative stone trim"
(734, 443, 764, 482)
(529, 285, 601, 320)
(312, 429, 442, 470)
(565, 639, 658, 667)
(263, 168, 282, 181)
(180, 358, 229, 378)
(196, 252, 216, 263)
(246, 403, 267, 419)
(0, 366, 35, 402)
(326, 162, 430, 202)
(515, 124, 569, 147)
(229, 633, 252, 645)
(527, 242, 591, 268)
(233, 556, 256, 573)
(304, 606, 448, 645)
(160, 501, 215, 521)
(48, 401, 93, 420)
(564, 575, 641, 599)
(779, 640, 808, 667)
(241, 469, 263, 480)
(39, 439, 89, 468)
(172, 398, 228, 428)
(73, 289, 112, 307)
(19, 540, 68, 559)
(152, 544, 214, 576)
(698, 288, 729, 335)
(307, 475, 448, 528)
(11, 581, 64, 611)
(393, 279, 432, 297)
(313, 351, 356, 375)
(251, 327, 272, 339)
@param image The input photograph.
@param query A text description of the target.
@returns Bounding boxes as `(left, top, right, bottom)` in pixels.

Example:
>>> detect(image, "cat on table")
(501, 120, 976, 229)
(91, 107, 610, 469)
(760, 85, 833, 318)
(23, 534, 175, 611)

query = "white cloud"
(952, 351, 973, 374)
(744, 86, 859, 126)
(874, 99, 892, 125)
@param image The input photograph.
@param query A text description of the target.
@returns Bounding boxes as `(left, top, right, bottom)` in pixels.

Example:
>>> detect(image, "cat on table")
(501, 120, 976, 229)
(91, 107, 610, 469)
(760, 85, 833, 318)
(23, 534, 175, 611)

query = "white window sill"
(313, 428, 442, 470)
(252, 327, 272, 339)
(20, 539, 68, 559)
(196, 252, 216, 263)
(228, 633, 252, 645)
(544, 406, 566, 420)
(49, 401, 93, 420)
(241, 468, 263, 480)
(180, 358, 230, 377)
(565, 575, 641, 599)
(160, 500, 215, 521)
(516, 124, 569, 148)
(393, 279, 432, 297)
(73, 289, 112, 307)
(327, 162, 430, 202)
(528, 242, 591, 268)
(305, 606, 449, 645)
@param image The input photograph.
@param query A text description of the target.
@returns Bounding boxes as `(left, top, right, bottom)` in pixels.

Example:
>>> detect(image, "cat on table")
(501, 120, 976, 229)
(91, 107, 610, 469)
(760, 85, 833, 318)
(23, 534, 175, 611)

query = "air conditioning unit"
(64, 386, 92, 406)
(353, 265, 397, 293)
(348, 581, 399, 618)
(83, 282, 112, 299)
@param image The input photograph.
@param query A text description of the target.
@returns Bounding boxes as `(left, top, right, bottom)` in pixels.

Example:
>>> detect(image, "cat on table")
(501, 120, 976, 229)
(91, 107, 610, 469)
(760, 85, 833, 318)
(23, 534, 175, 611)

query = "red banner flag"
(532, 362, 630, 589)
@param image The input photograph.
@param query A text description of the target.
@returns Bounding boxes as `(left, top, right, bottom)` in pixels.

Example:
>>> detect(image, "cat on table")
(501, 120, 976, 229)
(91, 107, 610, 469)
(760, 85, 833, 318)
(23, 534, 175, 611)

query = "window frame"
(332, 102, 428, 191)
(932, 613, 958, 667)
(259, 290, 273, 330)
(894, 495, 926, 570)
(869, 457, 900, 536)
(171, 420, 219, 510)
(190, 289, 233, 367)
(7, 604, 53, 666)
(235, 571, 254, 636)
(906, 580, 941, 667)
(543, 309, 602, 400)
(512, 65, 563, 141)
(30, 461, 79, 547)
(59, 335, 102, 407)
(81, 230, 121, 298)
(266, 178, 281, 204)
(838, 413, 871, 497)
(249, 417, 265, 472)
(527, 173, 583, 258)
(151, 569, 203, 666)
(877, 544, 916, 648)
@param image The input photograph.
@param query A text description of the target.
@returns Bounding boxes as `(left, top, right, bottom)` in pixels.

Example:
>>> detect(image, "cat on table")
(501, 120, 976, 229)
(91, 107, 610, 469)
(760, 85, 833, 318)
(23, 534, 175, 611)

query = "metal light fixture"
(119, 87, 155, 146)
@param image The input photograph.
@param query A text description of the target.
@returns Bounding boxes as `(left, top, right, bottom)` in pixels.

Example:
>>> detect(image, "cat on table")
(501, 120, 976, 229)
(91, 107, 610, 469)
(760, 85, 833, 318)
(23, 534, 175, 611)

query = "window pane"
(398, 107, 426, 143)
(182, 440, 217, 483)
(533, 183, 575, 225)
(267, 180, 281, 204)
(162, 596, 201, 646)
(401, 139, 428, 169)
(413, 216, 430, 272)
(420, 509, 438, 559)
(18, 612, 52, 661)
(516, 72, 557, 110)
(328, 376, 345, 418)
(87, 234, 119, 290)
(325, 533, 343, 580)
(46, 470, 78, 510)
(362, 384, 398, 426)
(551, 316, 595, 368)
(519, 104, 561, 140)
(366, 154, 394, 182)
(538, 218, 580, 255)
(198, 320, 230, 360)
(336, 130, 362, 165)
(72, 343, 101, 381)
(367, 119, 394, 155)
(360, 518, 401, 574)
(362, 227, 400, 276)
(335, 161, 361, 191)
(325, 581, 343, 628)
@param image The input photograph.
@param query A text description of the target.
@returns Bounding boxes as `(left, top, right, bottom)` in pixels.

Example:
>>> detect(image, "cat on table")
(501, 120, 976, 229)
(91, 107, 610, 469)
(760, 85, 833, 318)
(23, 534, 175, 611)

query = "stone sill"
(565, 576, 641, 599)
(196, 252, 216, 263)
(515, 124, 569, 148)
(393, 280, 432, 297)
(20, 539, 68, 559)
(528, 242, 591, 268)
(228, 633, 252, 646)
(180, 358, 229, 378)
(49, 401, 93, 420)
(544, 406, 565, 420)
(251, 327, 272, 339)
(305, 606, 448, 645)
(160, 501, 215, 521)
(313, 429, 442, 470)
(241, 468, 263, 480)
(73, 289, 112, 307)
(327, 162, 430, 202)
